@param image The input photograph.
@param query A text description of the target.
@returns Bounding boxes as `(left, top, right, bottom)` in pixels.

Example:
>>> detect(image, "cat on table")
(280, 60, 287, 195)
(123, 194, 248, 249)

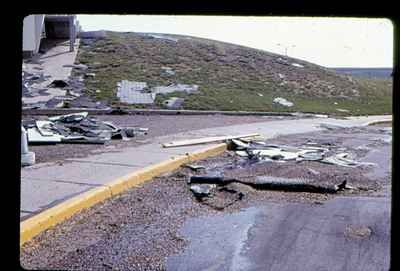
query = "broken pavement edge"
(20, 143, 228, 247)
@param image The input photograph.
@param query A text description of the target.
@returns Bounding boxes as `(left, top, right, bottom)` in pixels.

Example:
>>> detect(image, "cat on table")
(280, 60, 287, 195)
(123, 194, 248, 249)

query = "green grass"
(75, 31, 392, 115)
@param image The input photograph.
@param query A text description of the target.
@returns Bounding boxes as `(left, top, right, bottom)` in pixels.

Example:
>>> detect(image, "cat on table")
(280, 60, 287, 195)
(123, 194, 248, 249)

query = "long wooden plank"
(162, 133, 260, 148)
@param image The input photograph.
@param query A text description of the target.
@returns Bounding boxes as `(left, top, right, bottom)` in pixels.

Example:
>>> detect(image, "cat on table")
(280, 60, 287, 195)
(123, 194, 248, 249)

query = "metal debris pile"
(229, 138, 376, 168)
(22, 112, 148, 145)
(183, 137, 376, 206)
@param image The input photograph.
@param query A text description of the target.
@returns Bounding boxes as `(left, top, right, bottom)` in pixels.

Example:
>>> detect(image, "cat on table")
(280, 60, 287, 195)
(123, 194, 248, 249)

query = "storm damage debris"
(188, 177, 244, 210)
(228, 139, 376, 168)
(190, 184, 216, 198)
(161, 66, 175, 75)
(273, 97, 294, 107)
(184, 164, 206, 171)
(163, 97, 185, 109)
(116, 80, 155, 104)
(162, 133, 260, 148)
(152, 84, 199, 95)
(321, 153, 376, 168)
(189, 175, 346, 194)
(22, 63, 106, 109)
(22, 112, 148, 145)
(116, 80, 200, 105)
(291, 63, 304, 68)
(48, 80, 69, 88)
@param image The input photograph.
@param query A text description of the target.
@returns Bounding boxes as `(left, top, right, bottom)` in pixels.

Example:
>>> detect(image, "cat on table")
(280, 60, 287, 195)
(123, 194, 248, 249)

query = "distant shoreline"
(331, 67, 392, 78)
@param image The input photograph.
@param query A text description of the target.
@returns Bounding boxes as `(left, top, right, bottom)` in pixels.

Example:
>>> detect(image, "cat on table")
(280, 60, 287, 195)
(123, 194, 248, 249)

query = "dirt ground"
(24, 114, 294, 163)
(20, 124, 391, 270)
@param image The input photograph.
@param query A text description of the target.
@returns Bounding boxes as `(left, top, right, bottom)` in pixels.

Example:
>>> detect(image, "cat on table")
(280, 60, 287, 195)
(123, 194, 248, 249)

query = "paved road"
(166, 196, 390, 271)
(20, 115, 390, 219)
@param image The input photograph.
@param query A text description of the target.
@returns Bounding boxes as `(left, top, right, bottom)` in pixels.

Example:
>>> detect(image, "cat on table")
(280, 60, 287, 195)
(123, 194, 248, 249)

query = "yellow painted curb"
(20, 186, 111, 246)
(20, 143, 227, 247)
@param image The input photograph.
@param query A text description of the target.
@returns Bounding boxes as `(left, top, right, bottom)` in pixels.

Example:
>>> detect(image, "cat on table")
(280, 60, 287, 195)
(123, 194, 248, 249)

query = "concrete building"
(23, 15, 79, 57)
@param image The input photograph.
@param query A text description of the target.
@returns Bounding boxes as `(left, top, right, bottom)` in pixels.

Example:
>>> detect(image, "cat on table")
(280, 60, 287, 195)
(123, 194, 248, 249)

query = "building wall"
(23, 15, 45, 53)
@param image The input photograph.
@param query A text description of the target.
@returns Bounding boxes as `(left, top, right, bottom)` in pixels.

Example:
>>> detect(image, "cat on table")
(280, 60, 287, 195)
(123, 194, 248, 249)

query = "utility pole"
(276, 43, 296, 57)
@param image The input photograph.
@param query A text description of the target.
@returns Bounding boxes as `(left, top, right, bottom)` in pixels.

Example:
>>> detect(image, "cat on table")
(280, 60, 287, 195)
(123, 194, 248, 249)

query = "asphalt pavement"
(166, 196, 390, 271)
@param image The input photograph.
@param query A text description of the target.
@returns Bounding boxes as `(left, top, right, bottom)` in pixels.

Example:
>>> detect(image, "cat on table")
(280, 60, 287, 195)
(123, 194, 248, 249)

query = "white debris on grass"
(161, 66, 175, 75)
(292, 63, 304, 68)
(163, 97, 185, 108)
(278, 73, 285, 79)
(273, 97, 294, 107)
(116, 80, 199, 105)
(117, 80, 154, 104)
(153, 83, 199, 94)
(336, 108, 350, 112)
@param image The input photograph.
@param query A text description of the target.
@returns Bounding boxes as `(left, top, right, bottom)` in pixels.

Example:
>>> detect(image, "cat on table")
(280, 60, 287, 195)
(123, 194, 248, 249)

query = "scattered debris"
(292, 63, 304, 68)
(23, 112, 148, 145)
(190, 184, 216, 198)
(152, 84, 199, 95)
(336, 108, 350, 113)
(163, 97, 184, 109)
(321, 153, 376, 168)
(184, 164, 206, 171)
(116, 80, 154, 104)
(116, 82, 155, 104)
(116, 80, 199, 105)
(162, 133, 260, 148)
(63, 64, 88, 70)
(84, 73, 96, 78)
(48, 80, 69, 88)
(229, 139, 375, 168)
(276, 57, 289, 65)
(189, 175, 346, 194)
(161, 66, 175, 75)
(49, 112, 88, 122)
(273, 97, 294, 107)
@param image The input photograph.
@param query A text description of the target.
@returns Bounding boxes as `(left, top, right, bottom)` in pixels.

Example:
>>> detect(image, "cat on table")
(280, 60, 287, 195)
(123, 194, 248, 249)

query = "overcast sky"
(77, 15, 393, 68)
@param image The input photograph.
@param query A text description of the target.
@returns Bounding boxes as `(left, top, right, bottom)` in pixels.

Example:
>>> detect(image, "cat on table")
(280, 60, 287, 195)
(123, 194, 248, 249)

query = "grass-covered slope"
(75, 31, 392, 115)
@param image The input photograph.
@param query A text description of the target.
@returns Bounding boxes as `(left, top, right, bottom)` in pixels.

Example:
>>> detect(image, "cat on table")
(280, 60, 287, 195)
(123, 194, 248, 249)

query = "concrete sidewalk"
(20, 115, 390, 219)
(23, 39, 80, 106)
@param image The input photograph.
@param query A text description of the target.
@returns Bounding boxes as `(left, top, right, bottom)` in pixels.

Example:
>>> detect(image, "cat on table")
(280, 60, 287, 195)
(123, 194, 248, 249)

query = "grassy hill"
(75, 31, 392, 115)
